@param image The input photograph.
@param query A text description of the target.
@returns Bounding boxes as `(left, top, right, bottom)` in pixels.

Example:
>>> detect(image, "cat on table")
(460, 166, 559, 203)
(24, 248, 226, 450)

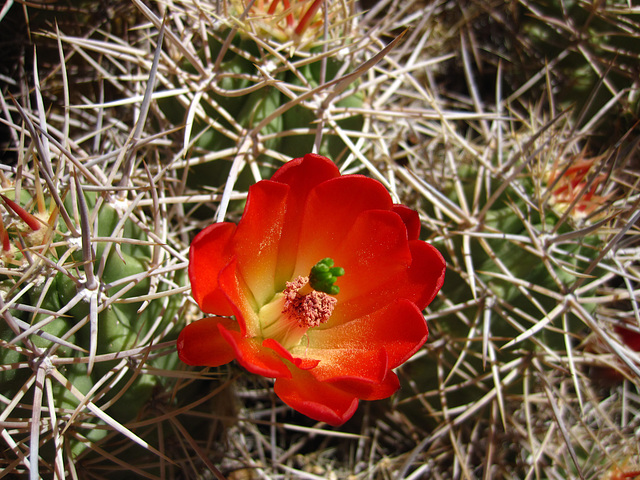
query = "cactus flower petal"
(177, 317, 237, 367)
(189, 222, 237, 316)
(179, 153, 446, 425)
(274, 366, 360, 426)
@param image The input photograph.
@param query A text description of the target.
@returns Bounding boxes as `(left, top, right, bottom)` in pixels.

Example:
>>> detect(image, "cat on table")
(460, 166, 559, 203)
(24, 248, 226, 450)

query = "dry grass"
(1, 0, 639, 478)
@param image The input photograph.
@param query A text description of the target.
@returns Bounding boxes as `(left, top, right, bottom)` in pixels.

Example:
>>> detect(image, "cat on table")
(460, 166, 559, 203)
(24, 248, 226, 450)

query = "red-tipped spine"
(1, 194, 41, 231)
(295, 0, 322, 35)
(0, 219, 10, 252)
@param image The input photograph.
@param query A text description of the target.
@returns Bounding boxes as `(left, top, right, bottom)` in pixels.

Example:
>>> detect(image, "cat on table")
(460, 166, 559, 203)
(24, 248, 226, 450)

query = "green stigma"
(309, 257, 345, 295)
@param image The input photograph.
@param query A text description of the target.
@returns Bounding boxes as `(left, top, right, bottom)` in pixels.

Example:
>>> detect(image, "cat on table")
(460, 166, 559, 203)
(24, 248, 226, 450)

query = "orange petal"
(329, 209, 413, 307)
(302, 346, 390, 387)
(177, 317, 237, 367)
(219, 323, 292, 378)
(233, 180, 289, 306)
(271, 154, 341, 286)
(274, 367, 359, 426)
(293, 175, 394, 278)
(189, 222, 236, 316)
(263, 338, 320, 370)
(327, 369, 400, 401)
(335, 239, 445, 321)
(307, 298, 428, 378)
(217, 259, 261, 337)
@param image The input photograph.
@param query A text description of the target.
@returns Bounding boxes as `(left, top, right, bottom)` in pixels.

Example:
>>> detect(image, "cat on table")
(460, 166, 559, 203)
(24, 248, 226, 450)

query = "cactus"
(391, 103, 640, 478)
(400, 132, 609, 411)
(0, 157, 189, 469)
(156, 0, 363, 195)
(514, 0, 640, 141)
(1, 0, 639, 478)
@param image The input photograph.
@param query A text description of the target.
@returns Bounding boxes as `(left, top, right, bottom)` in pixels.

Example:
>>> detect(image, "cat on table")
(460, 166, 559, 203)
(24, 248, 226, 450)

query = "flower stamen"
(282, 276, 336, 328)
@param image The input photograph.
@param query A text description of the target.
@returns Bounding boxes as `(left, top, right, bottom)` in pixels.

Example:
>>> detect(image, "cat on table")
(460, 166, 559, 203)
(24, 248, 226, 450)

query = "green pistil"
(309, 257, 345, 295)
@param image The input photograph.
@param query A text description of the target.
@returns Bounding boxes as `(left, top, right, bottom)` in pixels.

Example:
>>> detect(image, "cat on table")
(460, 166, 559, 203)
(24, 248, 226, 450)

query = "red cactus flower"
(615, 324, 640, 352)
(233, 0, 330, 43)
(1, 192, 55, 260)
(178, 154, 445, 425)
(547, 154, 610, 218)
(590, 322, 640, 385)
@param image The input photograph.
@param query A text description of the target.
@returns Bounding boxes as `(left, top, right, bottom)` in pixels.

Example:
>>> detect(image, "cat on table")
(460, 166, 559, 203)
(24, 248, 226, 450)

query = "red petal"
(329, 209, 413, 307)
(307, 298, 428, 378)
(615, 325, 640, 351)
(392, 204, 421, 240)
(218, 323, 292, 378)
(293, 175, 394, 277)
(399, 240, 446, 311)
(0, 220, 10, 252)
(263, 338, 320, 370)
(271, 154, 341, 285)
(274, 367, 360, 426)
(177, 317, 237, 367)
(336, 239, 446, 321)
(271, 153, 340, 185)
(189, 222, 236, 316)
(328, 369, 400, 401)
(233, 180, 289, 306)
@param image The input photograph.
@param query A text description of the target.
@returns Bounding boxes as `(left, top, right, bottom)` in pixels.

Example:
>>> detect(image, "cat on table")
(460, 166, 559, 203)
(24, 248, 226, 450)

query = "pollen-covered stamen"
(258, 260, 343, 348)
(282, 276, 337, 328)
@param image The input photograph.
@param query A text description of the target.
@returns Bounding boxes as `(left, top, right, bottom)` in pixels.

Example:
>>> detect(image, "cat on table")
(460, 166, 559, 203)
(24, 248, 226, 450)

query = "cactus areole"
(178, 154, 445, 425)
